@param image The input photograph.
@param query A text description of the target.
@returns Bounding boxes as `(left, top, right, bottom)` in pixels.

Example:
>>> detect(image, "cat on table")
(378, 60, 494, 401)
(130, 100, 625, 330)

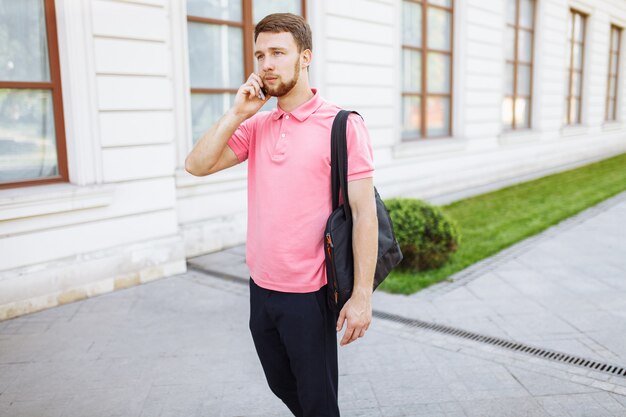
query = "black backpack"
(324, 110, 403, 313)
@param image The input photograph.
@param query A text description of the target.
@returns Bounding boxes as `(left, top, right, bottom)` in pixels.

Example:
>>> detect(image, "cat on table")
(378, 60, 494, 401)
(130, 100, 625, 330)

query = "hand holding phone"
(232, 73, 270, 118)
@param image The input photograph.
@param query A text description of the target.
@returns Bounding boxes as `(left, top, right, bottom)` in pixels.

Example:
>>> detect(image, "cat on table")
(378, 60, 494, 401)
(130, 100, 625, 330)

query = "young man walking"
(185, 13, 378, 417)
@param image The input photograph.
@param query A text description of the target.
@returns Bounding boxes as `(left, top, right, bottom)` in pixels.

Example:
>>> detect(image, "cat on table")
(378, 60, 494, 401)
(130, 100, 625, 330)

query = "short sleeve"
(227, 115, 256, 162)
(345, 113, 375, 182)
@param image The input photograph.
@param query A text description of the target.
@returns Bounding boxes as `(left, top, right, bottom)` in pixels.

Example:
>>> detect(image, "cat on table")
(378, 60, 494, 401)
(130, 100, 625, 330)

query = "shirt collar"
(271, 88, 323, 122)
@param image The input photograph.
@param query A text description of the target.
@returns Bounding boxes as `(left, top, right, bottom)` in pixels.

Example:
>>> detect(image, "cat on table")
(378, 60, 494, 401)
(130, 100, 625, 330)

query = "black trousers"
(248, 277, 340, 417)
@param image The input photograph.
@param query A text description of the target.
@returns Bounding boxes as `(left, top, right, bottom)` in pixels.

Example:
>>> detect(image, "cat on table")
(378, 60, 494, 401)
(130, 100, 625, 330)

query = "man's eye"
(274, 51, 282, 55)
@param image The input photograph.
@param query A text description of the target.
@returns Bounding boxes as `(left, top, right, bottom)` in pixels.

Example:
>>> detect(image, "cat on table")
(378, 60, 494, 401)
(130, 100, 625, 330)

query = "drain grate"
(374, 310, 626, 378)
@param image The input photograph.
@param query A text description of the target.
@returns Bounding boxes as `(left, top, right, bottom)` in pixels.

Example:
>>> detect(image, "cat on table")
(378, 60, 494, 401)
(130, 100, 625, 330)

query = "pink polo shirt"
(227, 88, 374, 293)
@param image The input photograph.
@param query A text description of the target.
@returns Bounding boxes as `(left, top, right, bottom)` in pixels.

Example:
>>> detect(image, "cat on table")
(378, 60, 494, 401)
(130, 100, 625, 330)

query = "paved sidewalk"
(1, 191, 626, 416)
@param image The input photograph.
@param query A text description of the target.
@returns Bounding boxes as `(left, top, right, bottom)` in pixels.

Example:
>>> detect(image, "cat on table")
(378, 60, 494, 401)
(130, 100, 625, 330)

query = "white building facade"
(1, 0, 625, 320)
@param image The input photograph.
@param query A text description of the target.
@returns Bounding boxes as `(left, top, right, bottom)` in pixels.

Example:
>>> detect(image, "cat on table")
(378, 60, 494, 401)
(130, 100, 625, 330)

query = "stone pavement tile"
(532, 261, 619, 286)
(496, 269, 566, 297)
(61, 385, 151, 417)
(0, 318, 53, 335)
(428, 358, 529, 402)
(4, 360, 107, 399)
(371, 292, 440, 321)
(0, 363, 24, 393)
(595, 274, 626, 293)
(478, 296, 549, 316)
(0, 330, 99, 364)
(596, 293, 626, 315)
(492, 257, 540, 274)
(464, 272, 524, 299)
(430, 298, 496, 319)
(492, 313, 580, 339)
(366, 357, 452, 388)
(67, 293, 137, 319)
(218, 378, 290, 417)
(516, 247, 572, 268)
(364, 369, 456, 407)
(0, 396, 68, 417)
(504, 367, 600, 396)
(609, 255, 626, 270)
(378, 402, 466, 417)
(337, 375, 379, 410)
(581, 331, 626, 362)
(608, 376, 626, 389)
(552, 275, 615, 297)
(535, 392, 626, 417)
(574, 262, 626, 281)
(342, 407, 383, 417)
(458, 396, 548, 417)
(138, 383, 219, 417)
(430, 285, 482, 303)
(340, 343, 435, 377)
(384, 343, 535, 404)
(123, 356, 215, 388)
(439, 400, 469, 414)
(531, 293, 600, 315)
(611, 393, 626, 408)
(137, 385, 180, 417)
(553, 310, 626, 333)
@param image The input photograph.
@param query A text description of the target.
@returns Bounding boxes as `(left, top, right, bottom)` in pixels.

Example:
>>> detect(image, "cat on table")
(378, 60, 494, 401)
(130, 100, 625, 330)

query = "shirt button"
(286, 115, 290, 120)
(281, 133, 286, 138)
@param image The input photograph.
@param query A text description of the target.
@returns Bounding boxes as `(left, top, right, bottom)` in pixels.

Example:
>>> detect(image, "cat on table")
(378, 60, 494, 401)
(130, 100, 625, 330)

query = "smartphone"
(258, 86, 268, 100)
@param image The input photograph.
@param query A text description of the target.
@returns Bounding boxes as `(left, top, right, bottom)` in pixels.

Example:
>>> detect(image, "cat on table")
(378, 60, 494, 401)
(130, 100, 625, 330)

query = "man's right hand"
(232, 73, 271, 119)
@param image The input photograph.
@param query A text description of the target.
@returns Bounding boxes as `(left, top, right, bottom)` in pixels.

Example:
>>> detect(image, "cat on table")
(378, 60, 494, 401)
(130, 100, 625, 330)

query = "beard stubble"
(265, 57, 301, 97)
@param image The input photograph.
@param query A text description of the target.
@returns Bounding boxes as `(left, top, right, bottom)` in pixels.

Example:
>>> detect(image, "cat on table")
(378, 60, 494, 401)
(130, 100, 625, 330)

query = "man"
(185, 13, 378, 417)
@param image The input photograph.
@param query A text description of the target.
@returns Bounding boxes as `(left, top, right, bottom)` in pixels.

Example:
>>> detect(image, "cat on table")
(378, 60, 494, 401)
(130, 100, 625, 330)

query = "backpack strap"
(330, 110, 363, 220)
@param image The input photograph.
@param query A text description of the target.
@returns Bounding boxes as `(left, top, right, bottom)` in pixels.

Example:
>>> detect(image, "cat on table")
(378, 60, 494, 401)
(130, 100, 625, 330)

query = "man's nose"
(261, 58, 274, 72)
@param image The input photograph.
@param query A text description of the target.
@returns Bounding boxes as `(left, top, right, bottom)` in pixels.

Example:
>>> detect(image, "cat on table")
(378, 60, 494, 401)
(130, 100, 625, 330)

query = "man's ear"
(301, 49, 312, 69)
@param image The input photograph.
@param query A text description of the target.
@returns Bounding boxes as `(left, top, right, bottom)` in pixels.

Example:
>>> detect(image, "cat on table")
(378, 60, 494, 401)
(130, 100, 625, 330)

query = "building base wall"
(0, 235, 186, 321)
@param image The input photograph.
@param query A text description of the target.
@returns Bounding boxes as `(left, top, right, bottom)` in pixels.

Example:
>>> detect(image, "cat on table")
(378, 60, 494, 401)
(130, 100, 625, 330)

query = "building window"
(0, 0, 67, 190)
(186, 0, 306, 144)
(401, 0, 454, 140)
(564, 9, 586, 125)
(606, 24, 622, 122)
(503, 0, 535, 130)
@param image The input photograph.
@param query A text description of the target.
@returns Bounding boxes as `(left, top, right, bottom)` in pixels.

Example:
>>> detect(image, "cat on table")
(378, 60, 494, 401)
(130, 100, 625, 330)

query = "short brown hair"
(254, 13, 312, 53)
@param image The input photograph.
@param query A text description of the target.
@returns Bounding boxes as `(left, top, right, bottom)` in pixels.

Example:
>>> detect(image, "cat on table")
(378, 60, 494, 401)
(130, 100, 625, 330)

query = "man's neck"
(277, 82, 314, 113)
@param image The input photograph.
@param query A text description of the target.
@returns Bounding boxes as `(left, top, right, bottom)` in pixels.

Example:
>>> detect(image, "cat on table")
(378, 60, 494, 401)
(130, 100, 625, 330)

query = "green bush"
(384, 198, 460, 271)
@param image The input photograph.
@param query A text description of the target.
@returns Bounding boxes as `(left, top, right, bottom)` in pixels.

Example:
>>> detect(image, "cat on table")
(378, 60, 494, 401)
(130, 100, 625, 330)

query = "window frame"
(564, 8, 587, 126)
(503, 0, 536, 131)
(401, 0, 455, 141)
(605, 24, 622, 122)
(186, 0, 307, 102)
(0, 0, 68, 190)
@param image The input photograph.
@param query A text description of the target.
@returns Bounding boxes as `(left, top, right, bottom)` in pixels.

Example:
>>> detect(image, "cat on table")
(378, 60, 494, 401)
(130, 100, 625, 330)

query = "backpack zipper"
(325, 233, 339, 304)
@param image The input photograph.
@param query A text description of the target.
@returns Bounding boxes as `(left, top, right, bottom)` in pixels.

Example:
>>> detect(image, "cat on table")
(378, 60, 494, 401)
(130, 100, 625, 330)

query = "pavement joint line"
(188, 263, 626, 387)
(186, 263, 249, 284)
(413, 189, 626, 299)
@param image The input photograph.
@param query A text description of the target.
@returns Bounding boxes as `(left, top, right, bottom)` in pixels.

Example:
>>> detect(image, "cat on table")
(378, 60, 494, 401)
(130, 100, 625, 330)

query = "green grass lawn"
(379, 152, 626, 295)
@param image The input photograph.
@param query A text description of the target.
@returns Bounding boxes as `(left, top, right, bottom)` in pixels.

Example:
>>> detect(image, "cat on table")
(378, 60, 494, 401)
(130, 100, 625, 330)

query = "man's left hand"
(336, 289, 372, 346)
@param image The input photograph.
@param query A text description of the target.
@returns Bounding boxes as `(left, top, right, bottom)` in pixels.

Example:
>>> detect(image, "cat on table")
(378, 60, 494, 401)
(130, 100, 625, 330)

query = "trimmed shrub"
(384, 198, 460, 271)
